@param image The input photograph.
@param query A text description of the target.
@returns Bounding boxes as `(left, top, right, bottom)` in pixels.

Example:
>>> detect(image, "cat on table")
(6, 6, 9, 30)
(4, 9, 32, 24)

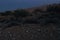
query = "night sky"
(0, 0, 60, 12)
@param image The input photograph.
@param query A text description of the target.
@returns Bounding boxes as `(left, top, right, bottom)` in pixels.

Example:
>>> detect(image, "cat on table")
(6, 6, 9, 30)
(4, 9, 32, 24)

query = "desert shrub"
(0, 11, 12, 16)
(47, 6, 54, 12)
(4, 11, 12, 15)
(0, 12, 5, 16)
(5, 11, 12, 13)
(35, 9, 41, 12)
(47, 6, 60, 12)
(14, 9, 29, 17)
(23, 18, 39, 24)
(33, 9, 41, 14)
(0, 12, 3, 16)
(37, 13, 60, 26)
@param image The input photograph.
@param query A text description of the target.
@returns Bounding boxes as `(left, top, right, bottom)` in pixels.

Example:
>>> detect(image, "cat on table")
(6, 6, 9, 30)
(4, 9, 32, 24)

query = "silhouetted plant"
(47, 5, 60, 12)
(33, 9, 41, 14)
(23, 18, 40, 24)
(14, 9, 29, 17)
(38, 12, 60, 26)
(0, 11, 12, 16)
(5, 11, 12, 15)
(5, 11, 12, 13)
(0, 12, 5, 16)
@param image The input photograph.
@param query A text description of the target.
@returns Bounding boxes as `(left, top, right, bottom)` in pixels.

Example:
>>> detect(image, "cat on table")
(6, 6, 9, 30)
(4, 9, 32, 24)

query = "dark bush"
(23, 18, 39, 24)
(33, 9, 41, 13)
(47, 6, 60, 12)
(14, 9, 29, 17)
(38, 13, 60, 26)
(35, 9, 41, 12)
(4, 11, 12, 15)
(0, 11, 12, 16)
(5, 11, 12, 13)
(0, 12, 5, 16)
(0, 12, 3, 16)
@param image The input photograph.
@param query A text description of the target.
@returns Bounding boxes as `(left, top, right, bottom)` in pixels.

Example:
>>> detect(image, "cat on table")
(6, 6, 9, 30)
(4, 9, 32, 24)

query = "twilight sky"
(0, 0, 60, 12)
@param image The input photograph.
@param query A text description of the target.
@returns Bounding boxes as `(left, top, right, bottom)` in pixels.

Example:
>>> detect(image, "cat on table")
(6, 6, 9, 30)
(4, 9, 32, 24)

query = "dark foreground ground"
(0, 4, 60, 40)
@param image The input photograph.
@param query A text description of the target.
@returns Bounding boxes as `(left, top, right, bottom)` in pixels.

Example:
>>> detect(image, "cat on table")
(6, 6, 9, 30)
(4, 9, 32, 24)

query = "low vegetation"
(0, 3, 60, 40)
(0, 4, 60, 28)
